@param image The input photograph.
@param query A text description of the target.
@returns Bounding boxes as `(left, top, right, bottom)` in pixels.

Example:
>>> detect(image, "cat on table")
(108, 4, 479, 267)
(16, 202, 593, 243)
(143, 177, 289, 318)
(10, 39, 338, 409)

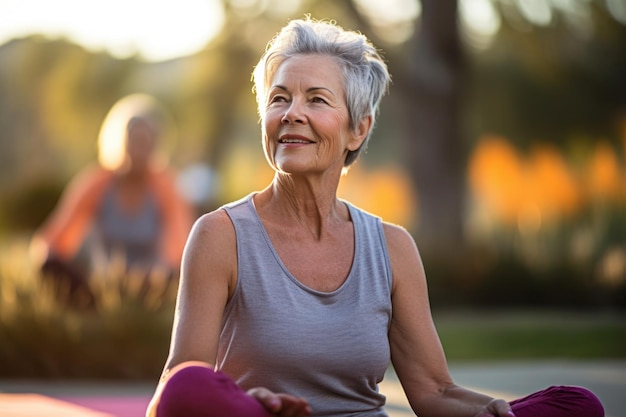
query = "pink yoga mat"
(0, 393, 150, 417)
(61, 396, 150, 417)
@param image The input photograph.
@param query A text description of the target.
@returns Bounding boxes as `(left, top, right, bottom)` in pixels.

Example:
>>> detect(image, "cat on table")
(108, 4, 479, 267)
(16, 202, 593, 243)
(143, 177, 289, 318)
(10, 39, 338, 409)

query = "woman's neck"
(255, 175, 347, 241)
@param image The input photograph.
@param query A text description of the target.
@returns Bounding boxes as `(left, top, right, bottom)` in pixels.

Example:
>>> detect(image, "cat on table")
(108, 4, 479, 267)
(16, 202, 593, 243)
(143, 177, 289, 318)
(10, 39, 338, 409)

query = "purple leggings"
(155, 365, 604, 417)
(510, 385, 604, 417)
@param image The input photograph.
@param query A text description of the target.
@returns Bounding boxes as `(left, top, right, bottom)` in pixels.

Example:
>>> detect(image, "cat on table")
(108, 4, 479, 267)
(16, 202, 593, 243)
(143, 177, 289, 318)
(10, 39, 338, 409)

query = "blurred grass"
(1, 237, 625, 380)
(0, 236, 176, 380)
(434, 309, 626, 362)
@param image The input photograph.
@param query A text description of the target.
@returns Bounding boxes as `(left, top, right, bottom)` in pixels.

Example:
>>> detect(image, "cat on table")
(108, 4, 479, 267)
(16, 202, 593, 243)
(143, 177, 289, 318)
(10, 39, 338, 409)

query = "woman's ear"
(348, 115, 373, 151)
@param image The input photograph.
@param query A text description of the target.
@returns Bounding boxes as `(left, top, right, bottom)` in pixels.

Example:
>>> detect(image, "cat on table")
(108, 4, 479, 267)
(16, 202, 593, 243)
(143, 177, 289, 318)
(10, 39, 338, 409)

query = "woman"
(146, 18, 604, 417)
(31, 94, 194, 308)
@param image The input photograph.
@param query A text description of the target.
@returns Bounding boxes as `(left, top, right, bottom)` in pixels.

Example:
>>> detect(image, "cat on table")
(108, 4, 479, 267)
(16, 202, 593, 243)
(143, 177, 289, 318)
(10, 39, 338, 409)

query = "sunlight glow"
(460, 0, 502, 49)
(354, 0, 420, 25)
(353, 0, 420, 44)
(607, 0, 626, 25)
(518, 0, 553, 26)
(0, 0, 224, 62)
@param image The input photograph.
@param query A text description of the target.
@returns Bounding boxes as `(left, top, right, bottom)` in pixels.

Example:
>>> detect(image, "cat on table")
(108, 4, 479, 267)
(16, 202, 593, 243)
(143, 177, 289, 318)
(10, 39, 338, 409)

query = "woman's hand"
(248, 387, 311, 417)
(474, 398, 516, 417)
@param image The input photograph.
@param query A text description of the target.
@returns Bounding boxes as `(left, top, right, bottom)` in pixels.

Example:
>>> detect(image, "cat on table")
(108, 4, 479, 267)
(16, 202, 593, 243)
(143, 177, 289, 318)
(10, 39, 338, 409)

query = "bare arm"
(30, 166, 109, 263)
(385, 223, 514, 417)
(146, 209, 236, 416)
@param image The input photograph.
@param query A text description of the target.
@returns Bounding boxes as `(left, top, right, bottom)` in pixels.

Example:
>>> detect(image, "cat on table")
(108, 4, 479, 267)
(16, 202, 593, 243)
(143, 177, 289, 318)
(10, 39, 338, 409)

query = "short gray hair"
(252, 17, 391, 166)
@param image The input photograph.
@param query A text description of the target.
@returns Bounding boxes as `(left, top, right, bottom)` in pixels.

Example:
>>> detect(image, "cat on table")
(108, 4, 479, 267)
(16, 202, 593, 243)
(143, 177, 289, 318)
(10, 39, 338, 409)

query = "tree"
(399, 0, 466, 252)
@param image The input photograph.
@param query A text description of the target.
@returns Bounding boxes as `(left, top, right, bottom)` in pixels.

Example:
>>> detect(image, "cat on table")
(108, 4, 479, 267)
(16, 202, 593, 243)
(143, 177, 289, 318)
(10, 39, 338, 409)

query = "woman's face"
(125, 119, 156, 173)
(262, 54, 369, 176)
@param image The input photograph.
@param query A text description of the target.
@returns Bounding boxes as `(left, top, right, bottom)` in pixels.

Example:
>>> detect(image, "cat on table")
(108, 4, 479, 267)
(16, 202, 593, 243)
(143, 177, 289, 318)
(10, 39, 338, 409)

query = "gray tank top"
(95, 181, 160, 268)
(218, 194, 392, 417)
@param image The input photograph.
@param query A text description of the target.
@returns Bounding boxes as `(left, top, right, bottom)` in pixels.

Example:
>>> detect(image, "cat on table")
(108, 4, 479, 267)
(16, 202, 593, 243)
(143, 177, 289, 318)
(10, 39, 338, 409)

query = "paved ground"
(380, 360, 626, 417)
(1, 360, 624, 417)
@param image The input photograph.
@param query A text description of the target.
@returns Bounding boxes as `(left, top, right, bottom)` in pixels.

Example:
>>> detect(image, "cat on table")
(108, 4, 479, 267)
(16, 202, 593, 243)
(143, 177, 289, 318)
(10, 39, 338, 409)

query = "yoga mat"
(0, 393, 149, 417)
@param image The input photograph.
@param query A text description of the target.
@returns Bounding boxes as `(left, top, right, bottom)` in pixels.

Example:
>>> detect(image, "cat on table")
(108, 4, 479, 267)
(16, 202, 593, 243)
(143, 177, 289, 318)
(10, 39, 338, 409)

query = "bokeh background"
(0, 0, 625, 380)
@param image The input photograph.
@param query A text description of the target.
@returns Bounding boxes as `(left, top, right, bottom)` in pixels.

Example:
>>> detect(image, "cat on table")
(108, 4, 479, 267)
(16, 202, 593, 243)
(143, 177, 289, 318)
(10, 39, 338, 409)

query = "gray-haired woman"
(146, 17, 604, 417)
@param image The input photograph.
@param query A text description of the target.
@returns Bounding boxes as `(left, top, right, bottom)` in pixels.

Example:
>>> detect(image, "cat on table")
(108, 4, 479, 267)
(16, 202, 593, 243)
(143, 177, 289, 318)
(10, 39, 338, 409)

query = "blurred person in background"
(146, 17, 604, 417)
(30, 93, 194, 308)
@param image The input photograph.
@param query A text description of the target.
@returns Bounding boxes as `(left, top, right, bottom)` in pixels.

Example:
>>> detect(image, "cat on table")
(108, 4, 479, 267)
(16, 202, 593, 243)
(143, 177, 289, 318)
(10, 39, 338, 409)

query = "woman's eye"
(269, 95, 287, 104)
(311, 97, 328, 104)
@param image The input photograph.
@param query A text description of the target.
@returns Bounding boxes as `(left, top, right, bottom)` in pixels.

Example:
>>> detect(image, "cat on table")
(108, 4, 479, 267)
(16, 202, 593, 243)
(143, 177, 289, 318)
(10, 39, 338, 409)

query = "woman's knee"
(511, 385, 604, 417)
(156, 362, 272, 417)
(558, 386, 605, 417)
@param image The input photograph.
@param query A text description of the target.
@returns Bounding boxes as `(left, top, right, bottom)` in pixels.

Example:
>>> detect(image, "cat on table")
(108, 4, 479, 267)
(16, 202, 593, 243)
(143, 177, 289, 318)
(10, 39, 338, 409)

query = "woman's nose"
(281, 101, 305, 124)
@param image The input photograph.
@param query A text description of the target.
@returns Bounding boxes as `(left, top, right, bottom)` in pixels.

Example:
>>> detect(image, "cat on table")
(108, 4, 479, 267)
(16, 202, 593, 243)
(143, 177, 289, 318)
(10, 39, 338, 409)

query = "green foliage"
(469, 0, 626, 148)
(434, 309, 626, 361)
(426, 209, 626, 310)
(0, 176, 64, 233)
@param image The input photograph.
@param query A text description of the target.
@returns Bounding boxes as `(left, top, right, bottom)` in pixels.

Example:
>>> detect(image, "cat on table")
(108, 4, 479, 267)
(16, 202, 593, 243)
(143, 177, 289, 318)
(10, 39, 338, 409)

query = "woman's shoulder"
(64, 164, 113, 198)
(147, 169, 193, 213)
(189, 193, 260, 249)
(183, 209, 238, 271)
(192, 207, 234, 239)
(381, 220, 411, 237)
(381, 221, 418, 256)
(148, 166, 178, 189)
(344, 201, 410, 237)
(74, 164, 112, 183)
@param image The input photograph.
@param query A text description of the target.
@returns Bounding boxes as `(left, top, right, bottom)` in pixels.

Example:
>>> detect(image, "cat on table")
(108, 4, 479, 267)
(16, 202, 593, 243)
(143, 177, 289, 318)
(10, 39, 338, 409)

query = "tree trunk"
(399, 0, 466, 254)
